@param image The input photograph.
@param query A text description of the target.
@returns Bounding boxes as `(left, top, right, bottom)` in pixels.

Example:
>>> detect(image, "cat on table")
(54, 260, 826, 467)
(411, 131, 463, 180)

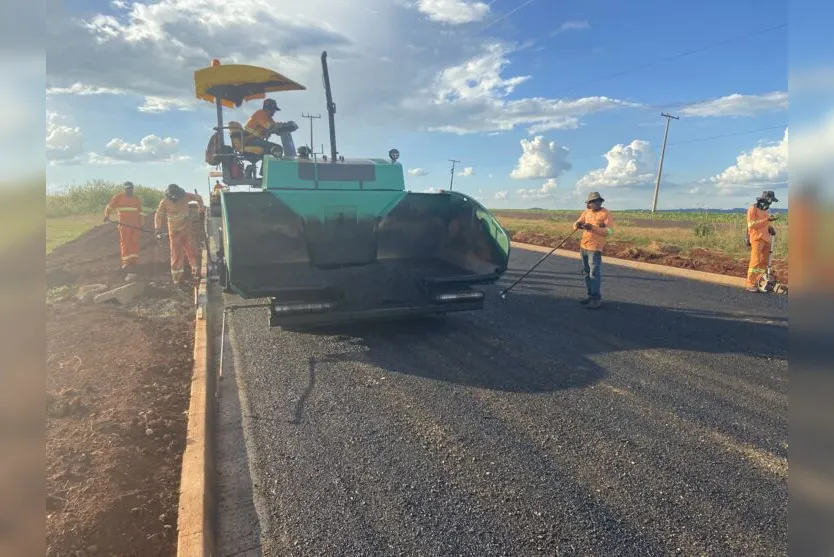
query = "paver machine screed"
(196, 51, 511, 327)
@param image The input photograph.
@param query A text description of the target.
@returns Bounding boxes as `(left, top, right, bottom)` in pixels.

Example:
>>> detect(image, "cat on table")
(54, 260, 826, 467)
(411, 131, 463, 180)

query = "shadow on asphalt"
(286, 286, 786, 395)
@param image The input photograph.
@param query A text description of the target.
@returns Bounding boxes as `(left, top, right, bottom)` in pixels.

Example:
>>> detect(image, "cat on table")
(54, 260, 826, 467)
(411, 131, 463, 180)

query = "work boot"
(586, 299, 602, 309)
(579, 296, 592, 305)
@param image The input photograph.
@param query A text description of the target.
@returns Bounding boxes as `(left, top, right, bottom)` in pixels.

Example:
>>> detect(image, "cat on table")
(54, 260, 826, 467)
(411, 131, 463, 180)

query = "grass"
(46, 214, 104, 254)
(494, 210, 788, 261)
(47, 180, 163, 218)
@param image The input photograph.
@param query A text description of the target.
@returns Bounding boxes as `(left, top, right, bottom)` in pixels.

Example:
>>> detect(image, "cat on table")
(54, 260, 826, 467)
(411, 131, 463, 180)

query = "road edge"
(176, 246, 217, 556)
(511, 241, 747, 288)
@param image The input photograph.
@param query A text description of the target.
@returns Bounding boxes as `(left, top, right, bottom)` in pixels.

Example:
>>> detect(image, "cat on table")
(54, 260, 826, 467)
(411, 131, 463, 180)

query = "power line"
(482, 0, 536, 31)
(667, 124, 786, 147)
(552, 22, 787, 97)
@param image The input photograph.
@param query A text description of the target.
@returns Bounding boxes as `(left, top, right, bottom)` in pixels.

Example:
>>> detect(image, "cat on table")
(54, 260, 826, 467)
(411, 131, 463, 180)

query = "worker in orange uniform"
(745, 190, 779, 293)
(244, 98, 285, 158)
(154, 184, 205, 285)
(574, 191, 615, 309)
(104, 181, 144, 269)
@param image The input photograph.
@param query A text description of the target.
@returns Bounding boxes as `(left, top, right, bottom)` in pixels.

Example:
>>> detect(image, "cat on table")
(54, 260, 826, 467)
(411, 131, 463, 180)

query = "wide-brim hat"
(757, 190, 779, 203)
(585, 191, 604, 204)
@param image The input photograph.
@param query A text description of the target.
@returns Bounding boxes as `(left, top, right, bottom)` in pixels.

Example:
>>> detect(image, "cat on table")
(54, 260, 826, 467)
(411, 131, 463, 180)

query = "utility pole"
(651, 112, 679, 213)
(448, 159, 460, 191)
(301, 112, 321, 153)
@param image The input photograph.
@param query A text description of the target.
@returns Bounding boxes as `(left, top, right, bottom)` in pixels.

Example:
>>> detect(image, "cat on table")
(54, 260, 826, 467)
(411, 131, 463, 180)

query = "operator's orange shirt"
(244, 109, 275, 138)
(746, 205, 771, 244)
(576, 208, 615, 252)
(104, 193, 143, 227)
(155, 192, 204, 234)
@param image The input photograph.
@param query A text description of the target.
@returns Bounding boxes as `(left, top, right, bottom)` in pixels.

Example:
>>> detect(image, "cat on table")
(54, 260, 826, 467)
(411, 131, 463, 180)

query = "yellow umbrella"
(194, 59, 306, 108)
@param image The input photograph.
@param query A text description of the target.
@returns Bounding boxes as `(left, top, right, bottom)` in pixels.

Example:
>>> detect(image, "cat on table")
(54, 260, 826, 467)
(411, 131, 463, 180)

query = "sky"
(40, 0, 834, 210)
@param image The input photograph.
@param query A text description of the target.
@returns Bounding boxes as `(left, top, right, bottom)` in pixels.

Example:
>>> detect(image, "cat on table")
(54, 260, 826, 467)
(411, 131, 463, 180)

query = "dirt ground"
(512, 231, 789, 285)
(46, 217, 203, 556)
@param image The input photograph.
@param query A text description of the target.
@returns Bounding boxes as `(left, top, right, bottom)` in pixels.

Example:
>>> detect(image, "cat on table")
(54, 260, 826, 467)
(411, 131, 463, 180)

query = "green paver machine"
(196, 51, 511, 327)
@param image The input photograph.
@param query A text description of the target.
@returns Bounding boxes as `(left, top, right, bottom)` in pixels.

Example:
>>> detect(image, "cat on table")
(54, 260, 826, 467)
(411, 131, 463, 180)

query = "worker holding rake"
(104, 181, 144, 269)
(155, 184, 205, 286)
(574, 191, 615, 309)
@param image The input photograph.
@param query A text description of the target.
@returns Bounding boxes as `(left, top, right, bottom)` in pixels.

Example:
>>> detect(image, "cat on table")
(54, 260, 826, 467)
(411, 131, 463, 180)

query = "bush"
(693, 222, 715, 237)
(46, 180, 164, 218)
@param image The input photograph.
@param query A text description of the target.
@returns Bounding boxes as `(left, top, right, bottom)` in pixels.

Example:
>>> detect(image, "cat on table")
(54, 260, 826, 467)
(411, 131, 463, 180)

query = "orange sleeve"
(154, 199, 167, 230)
(747, 206, 769, 231)
(105, 194, 120, 217)
(184, 192, 205, 209)
(254, 110, 274, 129)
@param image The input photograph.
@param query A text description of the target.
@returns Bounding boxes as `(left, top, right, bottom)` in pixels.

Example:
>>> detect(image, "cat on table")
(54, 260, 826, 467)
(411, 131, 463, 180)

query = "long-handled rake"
(498, 228, 579, 299)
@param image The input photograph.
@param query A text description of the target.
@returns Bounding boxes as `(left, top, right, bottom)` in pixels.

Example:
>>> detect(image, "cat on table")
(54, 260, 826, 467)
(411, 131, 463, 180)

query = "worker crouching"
(574, 192, 615, 309)
(155, 184, 205, 285)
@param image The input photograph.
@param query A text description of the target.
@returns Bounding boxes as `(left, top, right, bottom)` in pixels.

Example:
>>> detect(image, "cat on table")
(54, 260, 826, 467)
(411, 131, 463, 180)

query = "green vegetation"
(46, 213, 103, 253)
(47, 180, 163, 218)
(494, 209, 788, 261)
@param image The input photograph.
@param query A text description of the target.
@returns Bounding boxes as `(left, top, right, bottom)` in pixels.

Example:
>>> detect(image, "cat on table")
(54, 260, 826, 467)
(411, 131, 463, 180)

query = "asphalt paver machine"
(196, 51, 511, 327)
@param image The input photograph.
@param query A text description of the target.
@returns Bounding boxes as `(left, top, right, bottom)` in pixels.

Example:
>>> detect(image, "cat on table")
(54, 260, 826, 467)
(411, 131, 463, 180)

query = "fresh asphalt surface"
(216, 247, 788, 557)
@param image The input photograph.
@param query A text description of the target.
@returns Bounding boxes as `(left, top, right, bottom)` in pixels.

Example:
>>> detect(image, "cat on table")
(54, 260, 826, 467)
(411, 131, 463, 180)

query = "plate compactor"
(197, 51, 511, 327)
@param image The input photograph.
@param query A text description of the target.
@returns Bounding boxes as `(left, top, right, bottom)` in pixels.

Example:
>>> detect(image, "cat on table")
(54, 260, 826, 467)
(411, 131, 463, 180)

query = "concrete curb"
(511, 241, 748, 288)
(176, 246, 216, 556)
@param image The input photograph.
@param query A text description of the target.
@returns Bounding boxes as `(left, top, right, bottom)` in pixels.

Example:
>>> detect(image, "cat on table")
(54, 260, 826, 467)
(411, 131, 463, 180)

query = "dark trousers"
(580, 248, 602, 299)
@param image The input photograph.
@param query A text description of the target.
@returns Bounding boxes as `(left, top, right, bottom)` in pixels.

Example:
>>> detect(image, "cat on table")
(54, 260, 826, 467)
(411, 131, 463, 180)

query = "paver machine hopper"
(196, 51, 511, 327)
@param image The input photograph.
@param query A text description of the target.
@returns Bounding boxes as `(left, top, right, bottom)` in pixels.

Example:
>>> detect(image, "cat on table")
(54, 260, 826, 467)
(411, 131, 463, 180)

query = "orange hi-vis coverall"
(105, 192, 144, 268)
(155, 193, 204, 284)
(244, 109, 276, 139)
(746, 204, 772, 288)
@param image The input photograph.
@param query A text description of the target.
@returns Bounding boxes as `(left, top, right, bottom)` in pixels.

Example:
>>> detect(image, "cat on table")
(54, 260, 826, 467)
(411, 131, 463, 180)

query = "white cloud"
(510, 135, 572, 180)
(403, 42, 637, 135)
(494, 190, 508, 200)
(689, 187, 703, 195)
(46, 4, 634, 142)
(550, 20, 590, 36)
(680, 91, 787, 118)
(575, 139, 656, 190)
(139, 96, 197, 113)
(458, 166, 474, 177)
(46, 111, 85, 165)
(516, 178, 558, 200)
(709, 128, 787, 189)
(415, 0, 490, 24)
(408, 167, 428, 177)
(47, 83, 126, 96)
(90, 134, 188, 164)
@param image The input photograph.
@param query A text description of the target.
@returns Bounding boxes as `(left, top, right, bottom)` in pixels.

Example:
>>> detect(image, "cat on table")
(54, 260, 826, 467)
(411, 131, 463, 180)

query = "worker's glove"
(768, 226, 776, 236)
(582, 223, 593, 231)
(574, 222, 584, 230)
(598, 223, 606, 228)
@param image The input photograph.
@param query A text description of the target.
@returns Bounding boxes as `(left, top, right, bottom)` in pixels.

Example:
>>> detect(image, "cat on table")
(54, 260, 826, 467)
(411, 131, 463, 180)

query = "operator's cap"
(263, 98, 280, 111)
(757, 190, 778, 203)
(585, 191, 604, 204)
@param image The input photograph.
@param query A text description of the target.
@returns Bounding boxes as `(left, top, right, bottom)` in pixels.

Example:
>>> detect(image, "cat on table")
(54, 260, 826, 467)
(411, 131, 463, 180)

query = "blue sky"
(43, 0, 815, 210)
